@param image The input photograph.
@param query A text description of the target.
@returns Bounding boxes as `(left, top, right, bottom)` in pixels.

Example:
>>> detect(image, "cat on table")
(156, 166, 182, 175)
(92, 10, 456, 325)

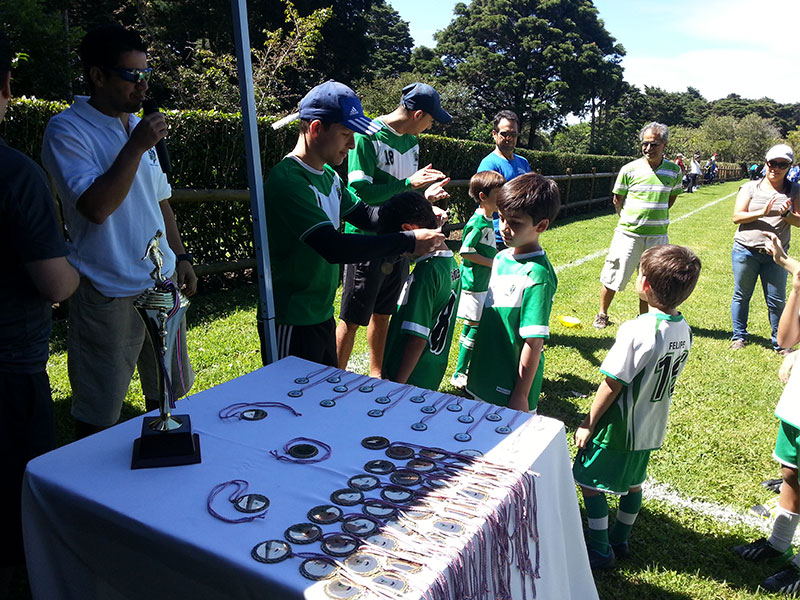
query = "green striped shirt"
(613, 158, 682, 236)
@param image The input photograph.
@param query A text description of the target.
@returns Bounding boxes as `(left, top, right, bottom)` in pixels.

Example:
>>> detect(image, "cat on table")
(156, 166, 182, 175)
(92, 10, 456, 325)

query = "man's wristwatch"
(177, 253, 194, 265)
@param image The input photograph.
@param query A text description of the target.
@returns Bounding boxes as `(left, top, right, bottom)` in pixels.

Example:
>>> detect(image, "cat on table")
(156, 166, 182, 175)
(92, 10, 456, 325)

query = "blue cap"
(298, 81, 380, 135)
(401, 83, 452, 124)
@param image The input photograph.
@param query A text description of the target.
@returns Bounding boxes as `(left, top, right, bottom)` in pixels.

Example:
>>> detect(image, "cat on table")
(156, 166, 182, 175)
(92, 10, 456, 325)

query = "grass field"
(21, 179, 799, 599)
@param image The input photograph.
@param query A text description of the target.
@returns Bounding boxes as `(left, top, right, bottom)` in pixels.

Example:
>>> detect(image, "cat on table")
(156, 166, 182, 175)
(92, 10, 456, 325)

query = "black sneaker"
(762, 563, 800, 594)
(763, 478, 783, 494)
(611, 541, 630, 559)
(587, 546, 615, 570)
(733, 538, 792, 562)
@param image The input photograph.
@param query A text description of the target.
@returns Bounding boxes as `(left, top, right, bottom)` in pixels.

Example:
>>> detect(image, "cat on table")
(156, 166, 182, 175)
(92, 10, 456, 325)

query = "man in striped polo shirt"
(593, 122, 682, 329)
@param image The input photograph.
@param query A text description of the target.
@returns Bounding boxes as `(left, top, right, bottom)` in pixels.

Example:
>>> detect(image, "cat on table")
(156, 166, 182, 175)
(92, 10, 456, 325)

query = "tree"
(362, 1, 413, 80)
(433, 0, 624, 147)
(552, 122, 590, 153)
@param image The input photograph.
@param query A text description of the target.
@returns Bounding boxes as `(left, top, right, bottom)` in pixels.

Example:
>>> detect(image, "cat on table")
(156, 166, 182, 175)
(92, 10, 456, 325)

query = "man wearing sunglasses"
(593, 122, 683, 329)
(41, 24, 195, 438)
(477, 110, 531, 248)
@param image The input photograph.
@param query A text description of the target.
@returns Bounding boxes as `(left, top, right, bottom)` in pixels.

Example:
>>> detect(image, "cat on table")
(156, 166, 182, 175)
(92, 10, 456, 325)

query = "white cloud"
(623, 47, 800, 103)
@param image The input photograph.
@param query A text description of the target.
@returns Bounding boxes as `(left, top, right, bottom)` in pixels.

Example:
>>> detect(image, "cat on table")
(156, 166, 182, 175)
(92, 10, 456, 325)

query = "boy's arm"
(778, 270, 800, 349)
(508, 338, 544, 412)
(574, 377, 623, 449)
(460, 251, 493, 268)
(391, 335, 428, 384)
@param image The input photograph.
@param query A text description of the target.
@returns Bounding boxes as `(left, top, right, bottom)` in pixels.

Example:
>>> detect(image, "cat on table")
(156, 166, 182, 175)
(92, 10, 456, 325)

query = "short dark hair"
(469, 171, 505, 202)
(378, 191, 437, 234)
(640, 245, 701, 309)
(0, 30, 11, 81)
(298, 119, 332, 133)
(496, 173, 560, 226)
(493, 110, 519, 131)
(79, 25, 147, 89)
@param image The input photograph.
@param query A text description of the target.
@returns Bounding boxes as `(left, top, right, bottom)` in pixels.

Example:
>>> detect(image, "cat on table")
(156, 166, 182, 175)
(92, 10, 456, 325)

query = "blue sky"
(390, 0, 800, 105)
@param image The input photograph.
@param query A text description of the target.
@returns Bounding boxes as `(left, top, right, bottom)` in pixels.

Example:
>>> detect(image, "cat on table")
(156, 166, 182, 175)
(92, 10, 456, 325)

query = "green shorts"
(774, 420, 800, 469)
(572, 443, 651, 495)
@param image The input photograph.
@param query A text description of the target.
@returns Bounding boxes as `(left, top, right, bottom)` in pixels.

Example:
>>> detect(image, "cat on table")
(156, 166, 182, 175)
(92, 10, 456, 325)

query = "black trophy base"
(131, 414, 201, 469)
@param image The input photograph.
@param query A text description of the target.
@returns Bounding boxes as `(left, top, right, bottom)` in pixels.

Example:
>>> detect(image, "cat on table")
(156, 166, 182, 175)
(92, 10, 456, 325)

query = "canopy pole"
(231, 0, 278, 365)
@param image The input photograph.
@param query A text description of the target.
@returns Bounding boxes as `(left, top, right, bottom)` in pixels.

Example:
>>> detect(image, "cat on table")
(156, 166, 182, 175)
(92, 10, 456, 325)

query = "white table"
(23, 357, 597, 600)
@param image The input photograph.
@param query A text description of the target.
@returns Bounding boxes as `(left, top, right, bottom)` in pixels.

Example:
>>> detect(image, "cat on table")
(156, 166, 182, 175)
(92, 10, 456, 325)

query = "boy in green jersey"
(573, 244, 701, 570)
(381, 192, 461, 390)
(466, 173, 560, 412)
(450, 171, 505, 389)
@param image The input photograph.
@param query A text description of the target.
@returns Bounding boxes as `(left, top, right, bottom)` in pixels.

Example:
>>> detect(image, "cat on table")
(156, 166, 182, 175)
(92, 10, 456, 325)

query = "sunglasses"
(496, 130, 519, 139)
(768, 160, 791, 169)
(110, 67, 153, 84)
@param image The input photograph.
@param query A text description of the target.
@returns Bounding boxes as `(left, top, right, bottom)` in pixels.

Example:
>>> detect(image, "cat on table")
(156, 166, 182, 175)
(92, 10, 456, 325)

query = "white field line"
(553, 191, 738, 274)
(643, 478, 800, 542)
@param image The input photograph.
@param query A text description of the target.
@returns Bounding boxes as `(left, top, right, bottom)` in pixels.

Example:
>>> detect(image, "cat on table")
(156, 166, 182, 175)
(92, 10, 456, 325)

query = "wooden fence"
(172, 164, 744, 276)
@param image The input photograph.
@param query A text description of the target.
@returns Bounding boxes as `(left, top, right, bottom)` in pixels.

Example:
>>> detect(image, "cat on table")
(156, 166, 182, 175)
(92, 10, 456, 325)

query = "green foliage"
(433, 0, 624, 145)
(667, 113, 780, 163)
(552, 123, 591, 154)
(363, 1, 413, 79)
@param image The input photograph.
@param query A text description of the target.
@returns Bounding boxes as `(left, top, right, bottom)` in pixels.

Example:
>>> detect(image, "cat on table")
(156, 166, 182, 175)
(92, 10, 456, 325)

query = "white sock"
(769, 506, 800, 552)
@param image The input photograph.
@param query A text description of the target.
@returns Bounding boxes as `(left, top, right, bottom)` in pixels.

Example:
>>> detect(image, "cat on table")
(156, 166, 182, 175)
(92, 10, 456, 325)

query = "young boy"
(450, 171, 505, 389)
(381, 192, 461, 390)
(573, 244, 701, 570)
(734, 233, 800, 594)
(465, 173, 560, 412)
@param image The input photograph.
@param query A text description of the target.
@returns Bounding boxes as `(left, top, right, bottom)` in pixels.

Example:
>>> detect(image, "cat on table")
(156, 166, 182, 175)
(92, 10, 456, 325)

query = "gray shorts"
(600, 230, 669, 292)
(67, 277, 194, 427)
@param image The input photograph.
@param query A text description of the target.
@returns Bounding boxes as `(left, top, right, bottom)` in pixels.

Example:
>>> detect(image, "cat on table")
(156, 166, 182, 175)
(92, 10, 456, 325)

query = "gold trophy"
(131, 231, 201, 469)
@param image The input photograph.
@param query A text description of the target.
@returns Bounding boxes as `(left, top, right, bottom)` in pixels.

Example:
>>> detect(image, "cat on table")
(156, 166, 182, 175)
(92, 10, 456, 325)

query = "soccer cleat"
(733, 538, 793, 562)
(762, 563, 800, 594)
(592, 313, 611, 329)
(587, 546, 615, 570)
(611, 541, 630, 560)
(450, 372, 468, 389)
(763, 478, 784, 494)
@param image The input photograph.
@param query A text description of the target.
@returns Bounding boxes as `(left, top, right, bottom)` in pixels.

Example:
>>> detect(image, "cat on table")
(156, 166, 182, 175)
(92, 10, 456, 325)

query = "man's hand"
(574, 424, 594, 449)
(175, 260, 197, 296)
(128, 112, 167, 155)
(408, 164, 446, 189)
(424, 177, 450, 202)
(409, 228, 444, 256)
(432, 205, 449, 228)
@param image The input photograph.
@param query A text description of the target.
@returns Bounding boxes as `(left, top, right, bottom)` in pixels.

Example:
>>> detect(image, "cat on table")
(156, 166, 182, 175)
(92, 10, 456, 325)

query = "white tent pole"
(231, 0, 278, 365)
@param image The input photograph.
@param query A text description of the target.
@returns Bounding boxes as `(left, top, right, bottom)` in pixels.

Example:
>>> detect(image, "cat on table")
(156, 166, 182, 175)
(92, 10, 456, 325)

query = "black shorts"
(273, 317, 337, 367)
(0, 370, 56, 566)
(339, 257, 409, 326)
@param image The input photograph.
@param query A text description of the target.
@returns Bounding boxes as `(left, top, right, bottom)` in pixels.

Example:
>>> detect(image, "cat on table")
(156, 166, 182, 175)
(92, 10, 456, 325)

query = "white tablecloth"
(23, 356, 597, 600)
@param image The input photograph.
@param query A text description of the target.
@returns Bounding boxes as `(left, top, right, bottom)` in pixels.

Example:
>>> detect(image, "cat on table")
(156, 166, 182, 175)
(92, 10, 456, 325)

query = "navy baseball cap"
(298, 80, 380, 135)
(401, 83, 452, 124)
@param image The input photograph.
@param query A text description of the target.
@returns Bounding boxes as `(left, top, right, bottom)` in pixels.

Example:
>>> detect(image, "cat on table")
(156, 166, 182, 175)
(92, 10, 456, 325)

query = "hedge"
(1, 98, 739, 270)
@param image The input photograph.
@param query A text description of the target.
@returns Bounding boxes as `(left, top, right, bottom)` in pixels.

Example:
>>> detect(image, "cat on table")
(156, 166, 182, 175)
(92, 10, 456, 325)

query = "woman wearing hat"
(731, 144, 800, 353)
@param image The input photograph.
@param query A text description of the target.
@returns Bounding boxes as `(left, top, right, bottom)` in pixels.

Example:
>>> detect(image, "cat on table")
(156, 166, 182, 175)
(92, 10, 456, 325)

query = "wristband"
(177, 253, 194, 264)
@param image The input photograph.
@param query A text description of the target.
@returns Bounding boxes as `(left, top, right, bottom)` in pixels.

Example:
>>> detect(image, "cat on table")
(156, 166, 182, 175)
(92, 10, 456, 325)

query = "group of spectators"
(6, 19, 800, 598)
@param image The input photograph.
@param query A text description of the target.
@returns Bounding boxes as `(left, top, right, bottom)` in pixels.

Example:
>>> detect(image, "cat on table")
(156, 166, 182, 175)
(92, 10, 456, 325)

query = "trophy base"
(131, 414, 201, 469)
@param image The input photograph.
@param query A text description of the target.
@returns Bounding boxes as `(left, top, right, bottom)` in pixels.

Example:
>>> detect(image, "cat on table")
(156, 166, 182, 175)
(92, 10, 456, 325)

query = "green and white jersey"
(466, 249, 557, 411)
(346, 119, 418, 234)
(382, 250, 461, 391)
(265, 155, 360, 326)
(613, 158, 682, 236)
(459, 209, 497, 293)
(593, 312, 692, 451)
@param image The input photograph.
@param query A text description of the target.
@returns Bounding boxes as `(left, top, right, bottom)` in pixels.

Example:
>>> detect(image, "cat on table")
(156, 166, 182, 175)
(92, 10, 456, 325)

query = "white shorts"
(457, 290, 488, 322)
(599, 229, 669, 292)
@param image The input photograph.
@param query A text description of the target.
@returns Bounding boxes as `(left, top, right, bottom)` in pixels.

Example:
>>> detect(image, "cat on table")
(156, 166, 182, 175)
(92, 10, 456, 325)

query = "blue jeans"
(731, 241, 787, 349)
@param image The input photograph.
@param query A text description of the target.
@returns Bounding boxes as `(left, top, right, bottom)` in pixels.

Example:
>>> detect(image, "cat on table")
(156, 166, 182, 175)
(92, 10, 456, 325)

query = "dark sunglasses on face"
(110, 67, 153, 84)
(496, 131, 519, 139)
(768, 160, 791, 169)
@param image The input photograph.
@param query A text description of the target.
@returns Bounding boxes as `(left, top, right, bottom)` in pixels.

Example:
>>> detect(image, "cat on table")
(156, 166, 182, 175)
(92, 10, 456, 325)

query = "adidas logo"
(349, 106, 359, 116)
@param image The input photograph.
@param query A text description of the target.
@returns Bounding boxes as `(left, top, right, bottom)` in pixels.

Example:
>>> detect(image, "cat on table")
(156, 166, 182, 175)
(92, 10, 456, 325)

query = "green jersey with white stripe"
(346, 119, 418, 234)
(265, 155, 360, 325)
(459, 209, 497, 292)
(466, 249, 557, 410)
(613, 158, 682, 236)
(593, 311, 692, 451)
(382, 251, 461, 390)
